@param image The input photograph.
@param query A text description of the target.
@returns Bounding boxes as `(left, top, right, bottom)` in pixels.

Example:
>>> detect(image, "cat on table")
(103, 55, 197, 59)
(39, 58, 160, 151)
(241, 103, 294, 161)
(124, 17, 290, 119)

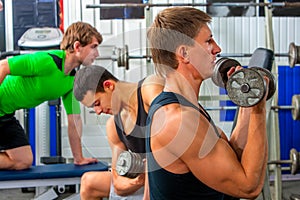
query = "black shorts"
(0, 114, 30, 151)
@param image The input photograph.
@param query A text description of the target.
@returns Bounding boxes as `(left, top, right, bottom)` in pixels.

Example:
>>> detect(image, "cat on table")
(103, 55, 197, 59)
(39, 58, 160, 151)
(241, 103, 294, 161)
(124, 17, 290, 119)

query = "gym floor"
(0, 179, 299, 200)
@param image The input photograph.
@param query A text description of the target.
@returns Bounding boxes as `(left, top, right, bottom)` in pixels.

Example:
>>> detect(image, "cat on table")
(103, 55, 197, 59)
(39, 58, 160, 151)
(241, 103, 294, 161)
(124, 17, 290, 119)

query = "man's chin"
(83, 60, 93, 66)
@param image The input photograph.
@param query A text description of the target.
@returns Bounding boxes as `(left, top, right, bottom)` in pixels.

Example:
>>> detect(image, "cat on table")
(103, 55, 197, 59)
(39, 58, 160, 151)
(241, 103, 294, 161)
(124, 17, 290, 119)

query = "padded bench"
(0, 162, 109, 200)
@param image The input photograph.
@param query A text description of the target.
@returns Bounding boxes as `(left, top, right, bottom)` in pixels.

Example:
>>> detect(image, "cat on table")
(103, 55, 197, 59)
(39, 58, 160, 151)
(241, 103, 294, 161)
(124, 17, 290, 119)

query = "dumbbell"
(268, 148, 299, 175)
(212, 49, 276, 107)
(226, 66, 276, 107)
(116, 151, 144, 178)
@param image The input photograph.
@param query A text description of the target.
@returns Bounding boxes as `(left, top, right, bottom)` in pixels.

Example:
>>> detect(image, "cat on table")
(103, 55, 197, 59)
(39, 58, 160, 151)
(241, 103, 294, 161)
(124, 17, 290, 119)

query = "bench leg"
(33, 187, 58, 200)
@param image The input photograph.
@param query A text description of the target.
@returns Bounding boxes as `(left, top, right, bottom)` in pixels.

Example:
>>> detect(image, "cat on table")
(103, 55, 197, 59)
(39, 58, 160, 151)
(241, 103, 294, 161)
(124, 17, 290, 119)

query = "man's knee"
(5, 146, 33, 170)
(81, 172, 94, 189)
(13, 155, 33, 170)
(80, 172, 94, 197)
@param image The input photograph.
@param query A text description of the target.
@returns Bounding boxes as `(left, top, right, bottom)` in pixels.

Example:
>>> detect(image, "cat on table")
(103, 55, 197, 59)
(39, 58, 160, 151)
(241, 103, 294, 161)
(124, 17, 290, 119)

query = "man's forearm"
(229, 107, 251, 158)
(67, 114, 84, 163)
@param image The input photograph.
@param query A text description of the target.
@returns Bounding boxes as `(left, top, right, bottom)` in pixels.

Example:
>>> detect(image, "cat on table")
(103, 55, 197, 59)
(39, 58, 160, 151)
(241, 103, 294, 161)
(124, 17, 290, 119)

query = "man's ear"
(73, 41, 81, 52)
(103, 80, 114, 91)
(177, 45, 189, 63)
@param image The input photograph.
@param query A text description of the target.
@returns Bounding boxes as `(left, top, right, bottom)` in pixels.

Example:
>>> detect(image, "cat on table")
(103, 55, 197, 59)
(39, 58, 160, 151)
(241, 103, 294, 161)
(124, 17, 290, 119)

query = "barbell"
(86, 2, 300, 9)
(96, 42, 300, 70)
(268, 148, 299, 175)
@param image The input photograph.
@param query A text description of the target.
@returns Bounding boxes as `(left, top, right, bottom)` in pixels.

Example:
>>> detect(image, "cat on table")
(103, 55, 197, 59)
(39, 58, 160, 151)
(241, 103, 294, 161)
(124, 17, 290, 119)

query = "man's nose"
(95, 49, 100, 57)
(94, 106, 102, 115)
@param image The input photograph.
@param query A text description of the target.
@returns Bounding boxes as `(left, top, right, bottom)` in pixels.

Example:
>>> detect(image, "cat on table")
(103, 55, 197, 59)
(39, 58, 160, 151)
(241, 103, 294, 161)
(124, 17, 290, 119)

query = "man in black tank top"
(73, 65, 164, 200)
(145, 7, 269, 200)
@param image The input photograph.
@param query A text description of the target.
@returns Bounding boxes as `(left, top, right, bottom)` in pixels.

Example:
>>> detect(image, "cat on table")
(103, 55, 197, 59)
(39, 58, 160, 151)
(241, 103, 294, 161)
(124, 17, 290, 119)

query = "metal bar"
(268, 166, 290, 172)
(268, 160, 292, 165)
(89, 104, 292, 111)
(270, 173, 300, 182)
(95, 52, 289, 61)
(198, 95, 230, 101)
(86, 2, 300, 9)
(218, 53, 289, 58)
(272, 105, 294, 110)
(217, 53, 253, 58)
(203, 105, 294, 111)
(205, 106, 237, 111)
(264, 0, 282, 199)
(129, 55, 150, 60)
(95, 56, 115, 60)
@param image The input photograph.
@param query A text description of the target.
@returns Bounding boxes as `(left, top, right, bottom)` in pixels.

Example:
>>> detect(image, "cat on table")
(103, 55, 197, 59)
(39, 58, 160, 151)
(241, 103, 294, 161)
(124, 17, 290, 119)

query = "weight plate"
(290, 148, 299, 175)
(292, 95, 300, 120)
(116, 151, 144, 178)
(289, 42, 297, 68)
(124, 45, 129, 70)
(250, 67, 276, 101)
(226, 68, 266, 107)
(117, 47, 123, 67)
(212, 58, 241, 88)
(116, 45, 130, 70)
(116, 151, 132, 176)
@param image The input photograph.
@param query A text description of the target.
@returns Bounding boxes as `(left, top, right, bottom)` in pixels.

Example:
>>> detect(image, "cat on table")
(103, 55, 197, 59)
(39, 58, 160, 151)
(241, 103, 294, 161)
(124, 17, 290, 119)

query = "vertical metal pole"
(122, 19, 126, 79)
(264, 1, 282, 200)
(145, 0, 153, 75)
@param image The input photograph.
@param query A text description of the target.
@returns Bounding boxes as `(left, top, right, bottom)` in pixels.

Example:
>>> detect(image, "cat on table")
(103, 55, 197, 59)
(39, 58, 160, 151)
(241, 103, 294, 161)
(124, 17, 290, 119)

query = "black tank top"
(114, 79, 147, 154)
(146, 92, 224, 200)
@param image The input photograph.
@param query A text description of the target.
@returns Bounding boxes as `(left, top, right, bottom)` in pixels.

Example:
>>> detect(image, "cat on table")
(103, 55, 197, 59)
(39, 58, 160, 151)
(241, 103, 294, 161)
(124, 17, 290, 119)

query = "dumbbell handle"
(271, 105, 294, 110)
(268, 160, 292, 165)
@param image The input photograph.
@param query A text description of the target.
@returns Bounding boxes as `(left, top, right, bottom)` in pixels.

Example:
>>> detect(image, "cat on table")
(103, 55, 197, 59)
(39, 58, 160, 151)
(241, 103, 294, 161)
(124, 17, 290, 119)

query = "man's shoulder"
(34, 49, 64, 58)
(47, 49, 65, 58)
(142, 75, 164, 88)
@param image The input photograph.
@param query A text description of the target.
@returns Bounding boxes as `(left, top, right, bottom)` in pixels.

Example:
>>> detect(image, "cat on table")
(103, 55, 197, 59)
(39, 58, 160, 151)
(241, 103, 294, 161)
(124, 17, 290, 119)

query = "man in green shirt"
(0, 21, 103, 170)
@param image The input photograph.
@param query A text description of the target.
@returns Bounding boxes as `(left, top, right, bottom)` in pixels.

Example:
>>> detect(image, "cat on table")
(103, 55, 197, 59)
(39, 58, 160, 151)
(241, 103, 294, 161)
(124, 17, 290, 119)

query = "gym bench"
(0, 162, 109, 200)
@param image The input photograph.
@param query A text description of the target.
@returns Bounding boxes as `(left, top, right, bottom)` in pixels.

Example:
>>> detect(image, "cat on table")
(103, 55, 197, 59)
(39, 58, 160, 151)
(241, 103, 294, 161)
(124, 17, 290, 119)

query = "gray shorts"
(109, 182, 144, 200)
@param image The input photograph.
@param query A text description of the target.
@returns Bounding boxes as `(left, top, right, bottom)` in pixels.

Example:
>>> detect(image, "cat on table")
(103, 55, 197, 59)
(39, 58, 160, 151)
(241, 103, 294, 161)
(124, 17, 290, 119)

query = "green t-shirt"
(0, 50, 80, 117)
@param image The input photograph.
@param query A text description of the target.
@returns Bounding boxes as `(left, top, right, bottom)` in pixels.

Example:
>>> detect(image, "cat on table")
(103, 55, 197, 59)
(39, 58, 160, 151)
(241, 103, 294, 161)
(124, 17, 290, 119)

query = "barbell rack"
(86, 2, 300, 9)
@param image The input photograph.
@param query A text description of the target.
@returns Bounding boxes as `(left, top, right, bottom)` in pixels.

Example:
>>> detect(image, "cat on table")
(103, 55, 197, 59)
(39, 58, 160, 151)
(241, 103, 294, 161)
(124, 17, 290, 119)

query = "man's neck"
(164, 70, 201, 106)
(115, 81, 138, 112)
(64, 51, 80, 74)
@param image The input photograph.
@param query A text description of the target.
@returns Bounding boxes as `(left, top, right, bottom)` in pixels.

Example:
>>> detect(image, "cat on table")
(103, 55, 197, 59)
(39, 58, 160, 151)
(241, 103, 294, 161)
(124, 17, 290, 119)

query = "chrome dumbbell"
(212, 57, 276, 107)
(116, 151, 144, 179)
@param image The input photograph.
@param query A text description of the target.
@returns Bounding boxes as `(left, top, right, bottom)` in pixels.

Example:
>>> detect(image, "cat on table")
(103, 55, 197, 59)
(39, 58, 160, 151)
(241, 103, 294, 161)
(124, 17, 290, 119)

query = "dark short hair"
(73, 65, 118, 101)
